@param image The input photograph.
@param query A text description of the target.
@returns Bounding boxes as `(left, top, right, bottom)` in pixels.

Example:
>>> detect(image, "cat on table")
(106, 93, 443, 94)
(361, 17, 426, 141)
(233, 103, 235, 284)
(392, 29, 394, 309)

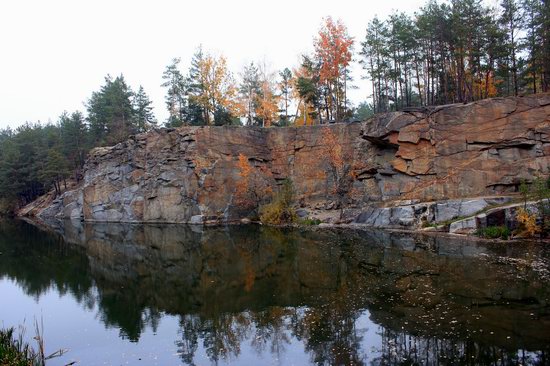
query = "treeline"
(361, 0, 550, 112)
(162, 0, 550, 124)
(0, 75, 156, 211)
(160, 17, 354, 128)
(1, 0, 549, 212)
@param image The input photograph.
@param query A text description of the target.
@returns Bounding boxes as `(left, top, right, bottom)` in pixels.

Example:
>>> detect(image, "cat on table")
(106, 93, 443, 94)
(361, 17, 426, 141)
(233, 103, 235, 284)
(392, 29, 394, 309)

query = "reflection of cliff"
(51, 221, 550, 345)
(0, 220, 94, 304)
(4, 219, 550, 364)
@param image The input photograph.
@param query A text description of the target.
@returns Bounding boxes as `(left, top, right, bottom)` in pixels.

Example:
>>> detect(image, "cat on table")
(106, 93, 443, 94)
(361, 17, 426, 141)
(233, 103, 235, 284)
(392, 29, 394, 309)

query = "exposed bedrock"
(34, 94, 550, 226)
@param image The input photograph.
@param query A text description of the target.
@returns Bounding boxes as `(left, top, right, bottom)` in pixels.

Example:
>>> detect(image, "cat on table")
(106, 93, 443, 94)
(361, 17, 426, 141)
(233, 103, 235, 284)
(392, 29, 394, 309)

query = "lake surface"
(0, 219, 549, 365)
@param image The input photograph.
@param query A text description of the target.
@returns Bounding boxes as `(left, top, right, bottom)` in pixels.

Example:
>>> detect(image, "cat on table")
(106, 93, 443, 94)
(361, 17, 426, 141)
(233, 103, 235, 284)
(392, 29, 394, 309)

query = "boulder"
(449, 217, 478, 234)
(189, 215, 204, 225)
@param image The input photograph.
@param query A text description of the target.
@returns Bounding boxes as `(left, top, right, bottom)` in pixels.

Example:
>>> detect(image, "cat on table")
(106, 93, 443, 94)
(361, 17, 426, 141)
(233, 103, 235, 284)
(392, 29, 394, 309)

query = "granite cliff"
(29, 94, 550, 228)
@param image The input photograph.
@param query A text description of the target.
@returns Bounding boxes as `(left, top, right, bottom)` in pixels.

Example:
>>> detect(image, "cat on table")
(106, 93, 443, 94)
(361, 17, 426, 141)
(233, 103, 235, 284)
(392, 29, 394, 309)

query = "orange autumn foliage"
(322, 128, 345, 174)
(320, 128, 357, 216)
(235, 153, 272, 211)
(516, 207, 540, 237)
(256, 79, 280, 127)
(314, 17, 354, 85)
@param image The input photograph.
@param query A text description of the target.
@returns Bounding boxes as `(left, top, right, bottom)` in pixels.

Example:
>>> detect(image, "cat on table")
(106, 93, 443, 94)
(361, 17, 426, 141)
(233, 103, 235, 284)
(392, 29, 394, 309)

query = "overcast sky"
(0, 0, 432, 129)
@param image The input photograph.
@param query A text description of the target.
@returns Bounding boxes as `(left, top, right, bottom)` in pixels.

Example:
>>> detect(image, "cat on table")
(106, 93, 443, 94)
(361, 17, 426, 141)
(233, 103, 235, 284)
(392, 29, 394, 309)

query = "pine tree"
(187, 47, 207, 125)
(87, 75, 136, 145)
(161, 58, 187, 127)
(500, 0, 523, 95)
(295, 56, 322, 124)
(521, 0, 541, 93)
(59, 111, 88, 181)
(239, 62, 261, 126)
(279, 68, 293, 124)
(40, 149, 70, 196)
(133, 86, 156, 132)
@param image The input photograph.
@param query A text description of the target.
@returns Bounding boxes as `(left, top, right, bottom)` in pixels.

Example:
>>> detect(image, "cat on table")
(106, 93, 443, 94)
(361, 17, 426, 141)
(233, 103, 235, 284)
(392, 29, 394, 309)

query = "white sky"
(0, 0, 430, 129)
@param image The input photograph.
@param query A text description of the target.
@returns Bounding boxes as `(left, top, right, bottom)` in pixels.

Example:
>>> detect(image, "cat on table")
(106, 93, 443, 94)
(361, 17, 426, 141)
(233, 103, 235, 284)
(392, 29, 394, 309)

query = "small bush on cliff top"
(259, 179, 297, 225)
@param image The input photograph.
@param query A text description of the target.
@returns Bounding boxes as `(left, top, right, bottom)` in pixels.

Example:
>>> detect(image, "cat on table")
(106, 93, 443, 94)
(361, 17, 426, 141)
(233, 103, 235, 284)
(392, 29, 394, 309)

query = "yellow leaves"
(235, 153, 273, 210)
(237, 153, 252, 180)
(256, 79, 280, 127)
(235, 154, 253, 208)
(322, 127, 344, 172)
(191, 53, 240, 124)
(517, 207, 540, 237)
(294, 101, 316, 126)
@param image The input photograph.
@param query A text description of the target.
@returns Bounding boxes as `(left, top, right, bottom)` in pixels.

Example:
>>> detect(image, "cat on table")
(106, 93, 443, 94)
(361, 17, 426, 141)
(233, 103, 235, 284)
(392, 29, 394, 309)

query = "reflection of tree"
(250, 307, 292, 359)
(175, 306, 550, 366)
(176, 312, 252, 365)
(291, 283, 367, 366)
(10, 219, 550, 366)
(372, 328, 550, 366)
(0, 220, 95, 307)
(95, 280, 164, 342)
(176, 315, 200, 366)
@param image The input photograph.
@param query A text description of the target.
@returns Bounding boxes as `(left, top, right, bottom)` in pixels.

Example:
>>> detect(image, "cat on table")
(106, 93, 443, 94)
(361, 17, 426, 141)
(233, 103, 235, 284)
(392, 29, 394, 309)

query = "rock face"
(35, 94, 550, 225)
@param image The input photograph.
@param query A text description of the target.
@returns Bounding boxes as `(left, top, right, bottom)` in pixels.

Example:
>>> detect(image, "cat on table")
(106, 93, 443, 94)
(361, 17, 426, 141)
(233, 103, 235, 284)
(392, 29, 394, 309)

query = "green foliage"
(298, 217, 322, 226)
(161, 57, 188, 127)
(213, 107, 241, 126)
(239, 62, 261, 126)
(0, 326, 65, 366)
(133, 86, 157, 132)
(0, 117, 85, 205)
(39, 149, 70, 196)
(296, 56, 321, 122)
(519, 179, 530, 205)
(59, 111, 88, 174)
(162, 47, 240, 127)
(279, 67, 293, 122)
(359, 0, 550, 113)
(259, 179, 297, 225)
(518, 176, 550, 235)
(87, 74, 143, 145)
(476, 226, 511, 239)
(0, 73, 160, 208)
(353, 101, 375, 121)
(0, 327, 35, 366)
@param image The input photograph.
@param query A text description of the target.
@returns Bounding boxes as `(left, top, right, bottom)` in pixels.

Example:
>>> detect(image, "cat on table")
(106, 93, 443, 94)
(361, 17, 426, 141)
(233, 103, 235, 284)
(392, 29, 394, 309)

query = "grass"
(298, 217, 322, 226)
(0, 322, 67, 366)
(0, 327, 37, 366)
(259, 179, 297, 225)
(476, 226, 511, 240)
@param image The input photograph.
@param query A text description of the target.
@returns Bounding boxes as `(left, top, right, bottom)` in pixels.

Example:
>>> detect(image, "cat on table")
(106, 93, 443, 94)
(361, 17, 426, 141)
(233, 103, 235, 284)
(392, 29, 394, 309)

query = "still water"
(0, 219, 549, 365)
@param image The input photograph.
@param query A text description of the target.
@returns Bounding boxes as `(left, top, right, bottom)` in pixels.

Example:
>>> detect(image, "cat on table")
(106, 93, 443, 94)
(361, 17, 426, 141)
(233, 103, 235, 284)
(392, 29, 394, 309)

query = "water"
(0, 219, 549, 366)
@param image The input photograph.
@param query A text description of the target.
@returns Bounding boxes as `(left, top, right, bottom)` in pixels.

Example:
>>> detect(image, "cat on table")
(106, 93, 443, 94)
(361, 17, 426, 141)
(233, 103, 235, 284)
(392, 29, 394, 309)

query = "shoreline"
(18, 214, 550, 245)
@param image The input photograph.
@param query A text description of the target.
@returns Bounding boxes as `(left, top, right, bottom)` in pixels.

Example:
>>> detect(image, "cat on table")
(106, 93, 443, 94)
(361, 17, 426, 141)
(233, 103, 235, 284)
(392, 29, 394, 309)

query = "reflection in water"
(0, 219, 549, 365)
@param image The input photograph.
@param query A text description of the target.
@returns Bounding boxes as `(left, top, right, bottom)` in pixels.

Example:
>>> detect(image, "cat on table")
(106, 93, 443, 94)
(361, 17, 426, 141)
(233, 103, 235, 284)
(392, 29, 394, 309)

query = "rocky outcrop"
(352, 196, 514, 228)
(33, 94, 550, 226)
